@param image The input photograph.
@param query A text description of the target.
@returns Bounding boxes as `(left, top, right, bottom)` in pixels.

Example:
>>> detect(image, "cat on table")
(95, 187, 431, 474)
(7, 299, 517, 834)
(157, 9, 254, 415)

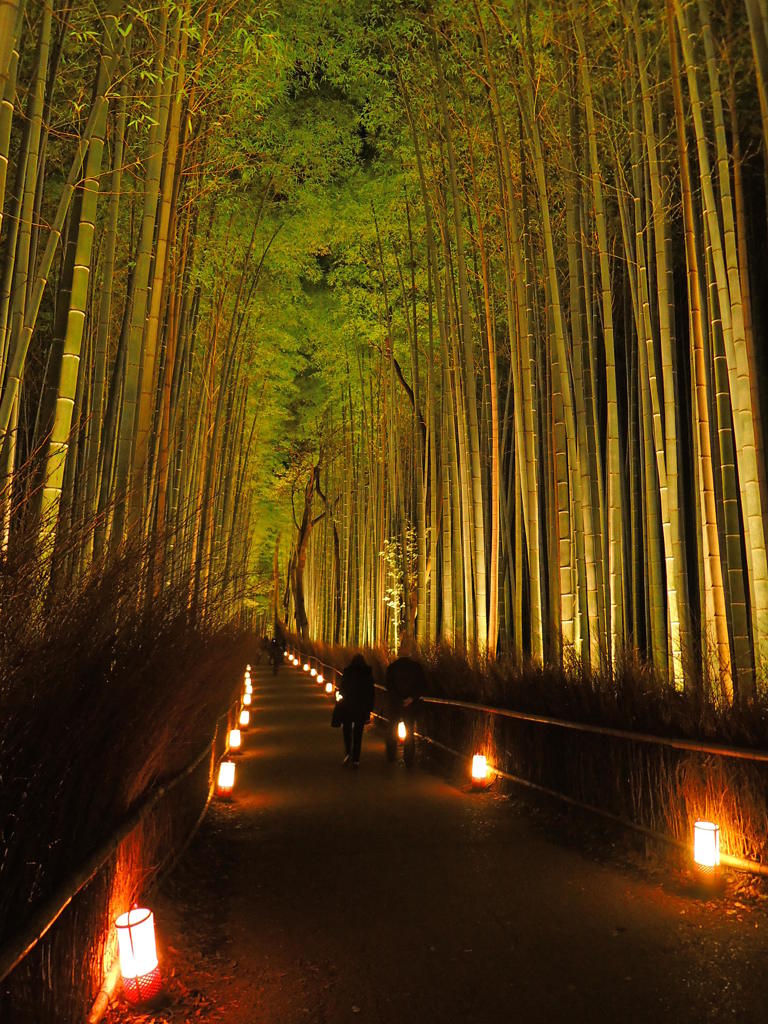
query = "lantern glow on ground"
(239, 709, 250, 727)
(693, 821, 720, 869)
(243, 692, 252, 706)
(228, 728, 241, 751)
(471, 754, 490, 788)
(397, 721, 407, 741)
(115, 908, 162, 1005)
(217, 760, 236, 795)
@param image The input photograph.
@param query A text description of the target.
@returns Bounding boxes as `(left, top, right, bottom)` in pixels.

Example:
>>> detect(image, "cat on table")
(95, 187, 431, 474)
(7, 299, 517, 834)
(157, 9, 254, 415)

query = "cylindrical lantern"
(217, 760, 236, 795)
(471, 754, 489, 788)
(303, 662, 310, 672)
(693, 820, 720, 869)
(115, 908, 162, 1005)
(325, 681, 333, 694)
(239, 708, 250, 727)
(397, 720, 407, 741)
(228, 728, 241, 751)
(243, 692, 252, 706)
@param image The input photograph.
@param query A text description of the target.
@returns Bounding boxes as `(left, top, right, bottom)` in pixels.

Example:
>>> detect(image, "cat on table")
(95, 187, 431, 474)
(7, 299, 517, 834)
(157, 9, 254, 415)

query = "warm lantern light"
(239, 709, 250, 727)
(310, 667, 317, 677)
(243, 692, 252, 706)
(303, 662, 310, 672)
(217, 760, 236, 795)
(693, 821, 720, 869)
(228, 728, 241, 751)
(471, 754, 489, 788)
(325, 681, 333, 694)
(335, 690, 343, 702)
(115, 908, 161, 1005)
(245, 683, 253, 694)
(397, 720, 407, 741)
(246, 664, 251, 671)
(317, 673, 324, 684)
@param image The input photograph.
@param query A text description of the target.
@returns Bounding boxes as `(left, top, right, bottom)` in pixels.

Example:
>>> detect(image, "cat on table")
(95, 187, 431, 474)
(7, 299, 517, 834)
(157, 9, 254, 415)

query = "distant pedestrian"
(338, 654, 375, 768)
(384, 648, 427, 766)
(269, 637, 284, 676)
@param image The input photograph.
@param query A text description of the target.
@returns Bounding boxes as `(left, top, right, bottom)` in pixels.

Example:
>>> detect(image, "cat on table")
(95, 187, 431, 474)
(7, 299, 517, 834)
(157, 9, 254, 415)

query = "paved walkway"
(138, 663, 767, 1024)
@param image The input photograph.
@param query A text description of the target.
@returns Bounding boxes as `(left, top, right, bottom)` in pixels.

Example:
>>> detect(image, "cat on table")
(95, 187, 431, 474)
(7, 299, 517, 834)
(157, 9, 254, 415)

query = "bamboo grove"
(4, 0, 768, 700)
(0, 0, 294, 628)
(281, 0, 768, 703)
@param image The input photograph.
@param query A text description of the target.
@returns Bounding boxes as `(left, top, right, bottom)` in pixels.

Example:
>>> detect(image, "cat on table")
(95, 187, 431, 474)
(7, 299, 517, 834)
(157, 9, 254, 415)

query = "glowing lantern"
(228, 728, 241, 751)
(310, 667, 317, 677)
(303, 662, 310, 672)
(239, 709, 250, 728)
(693, 821, 720, 869)
(335, 690, 343, 702)
(246, 664, 251, 671)
(325, 681, 333, 694)
(217, 760, 236, 795)
(317, 674, 324, 684)
(471, 754, 490, 789)
(397, 720, 407, 741)
(243, 692, 252, 706)
(245, 683, 253, 695)
(115, 907, 162, 1005)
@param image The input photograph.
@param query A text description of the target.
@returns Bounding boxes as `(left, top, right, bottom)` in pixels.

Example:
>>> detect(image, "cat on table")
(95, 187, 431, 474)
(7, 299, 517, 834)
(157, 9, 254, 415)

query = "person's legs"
(342, 721, 353, 758)
(352, 721, 364, 763)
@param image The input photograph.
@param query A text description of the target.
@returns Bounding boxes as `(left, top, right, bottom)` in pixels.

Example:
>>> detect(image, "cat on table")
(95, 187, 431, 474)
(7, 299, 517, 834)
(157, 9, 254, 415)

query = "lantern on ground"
(217, 760, 236, 795)
(115, 907, 162, 1005)
(325, 681, 333, 695)
(303, 662, 310, 672)
(471, 754, 490, 789)
(228, 728, 241, 751)
(239, 708, 250, 728)
(693, 821, 720, 870)
(243, 692, 252, 706)
(397, 720, 407, 741)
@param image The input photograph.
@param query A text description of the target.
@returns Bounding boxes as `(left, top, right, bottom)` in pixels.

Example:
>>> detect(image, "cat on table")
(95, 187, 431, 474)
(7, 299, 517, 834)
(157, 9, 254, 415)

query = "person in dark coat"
(339, 654, 375, 767)
(384, 651, 427, 766)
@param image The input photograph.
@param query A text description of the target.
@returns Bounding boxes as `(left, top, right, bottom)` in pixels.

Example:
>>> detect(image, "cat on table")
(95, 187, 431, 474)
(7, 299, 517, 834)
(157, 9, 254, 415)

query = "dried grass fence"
(294, 639, 768, 874)
(0, 687, 241, 1024)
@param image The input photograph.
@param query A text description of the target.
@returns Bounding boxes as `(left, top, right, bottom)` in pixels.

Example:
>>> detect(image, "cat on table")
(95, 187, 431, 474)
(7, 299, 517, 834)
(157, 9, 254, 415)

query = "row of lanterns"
(217, 664, 254, 797)
(115, 662, 257, 1008)
(285, 646, 722, 875)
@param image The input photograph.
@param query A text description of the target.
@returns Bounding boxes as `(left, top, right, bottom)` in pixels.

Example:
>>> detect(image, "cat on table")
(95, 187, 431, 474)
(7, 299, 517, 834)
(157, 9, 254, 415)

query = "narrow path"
(131, 664, 767, 1023)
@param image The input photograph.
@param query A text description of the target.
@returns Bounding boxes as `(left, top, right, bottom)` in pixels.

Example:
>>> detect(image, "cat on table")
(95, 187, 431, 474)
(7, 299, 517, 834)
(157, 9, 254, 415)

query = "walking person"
(384, 645, 427, 766)
(338, 653, 375, 768)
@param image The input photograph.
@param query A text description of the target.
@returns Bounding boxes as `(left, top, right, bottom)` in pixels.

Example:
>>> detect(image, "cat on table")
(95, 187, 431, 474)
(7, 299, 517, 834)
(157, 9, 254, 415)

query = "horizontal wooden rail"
(0, 712, 228, 985)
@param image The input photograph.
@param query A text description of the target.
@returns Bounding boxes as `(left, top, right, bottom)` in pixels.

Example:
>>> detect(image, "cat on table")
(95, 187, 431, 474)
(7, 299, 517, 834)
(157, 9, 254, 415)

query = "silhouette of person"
(338, 654, 375, 768)
(384, 645, 427, 766)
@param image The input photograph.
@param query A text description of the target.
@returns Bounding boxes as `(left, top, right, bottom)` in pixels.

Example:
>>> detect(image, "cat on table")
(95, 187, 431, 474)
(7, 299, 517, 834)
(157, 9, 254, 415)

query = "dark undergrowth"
(0, 538, 258, 1022)
(292, 636, 768, 868)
